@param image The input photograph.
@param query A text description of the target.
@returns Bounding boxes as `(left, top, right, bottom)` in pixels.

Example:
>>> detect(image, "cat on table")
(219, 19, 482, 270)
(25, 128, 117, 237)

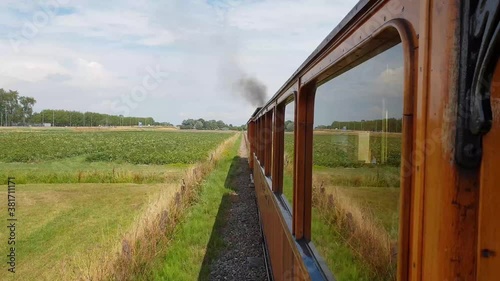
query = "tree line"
(0, 88, 163, 127)
(31, 110, 159, 127)
(180, 118, 247, 131)
(1, 88, 249, 129)
(315, 118, 403, 133)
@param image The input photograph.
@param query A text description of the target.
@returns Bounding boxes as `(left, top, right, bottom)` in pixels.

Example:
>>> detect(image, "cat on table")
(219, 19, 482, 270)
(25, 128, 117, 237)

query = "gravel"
(209, 139, 267, 281)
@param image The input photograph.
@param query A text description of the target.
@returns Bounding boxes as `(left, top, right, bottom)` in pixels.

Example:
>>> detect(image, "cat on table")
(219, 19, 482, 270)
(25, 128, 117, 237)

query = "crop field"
(283, 130, 401, 280)
(0, 130, 232, 164)
(0, 130, 233, 185)
(0, 128, 235, 280)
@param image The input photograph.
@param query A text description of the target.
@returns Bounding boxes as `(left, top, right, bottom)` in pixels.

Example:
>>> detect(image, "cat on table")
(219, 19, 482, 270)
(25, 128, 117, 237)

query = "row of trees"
(180, 118, 247, 131)
(0, 88, 162, 127)
(1, 88, 248, 129)
(31, 110, 158, 127)
(0, 89, 37, 126)
(315, 118, 403, 133)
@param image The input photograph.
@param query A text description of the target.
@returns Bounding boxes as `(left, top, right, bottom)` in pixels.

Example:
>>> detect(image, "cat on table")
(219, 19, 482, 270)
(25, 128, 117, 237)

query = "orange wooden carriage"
(246, 0, 500, 280)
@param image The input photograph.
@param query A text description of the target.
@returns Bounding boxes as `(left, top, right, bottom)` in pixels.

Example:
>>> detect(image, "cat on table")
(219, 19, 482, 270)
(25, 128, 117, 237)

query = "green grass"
(283, 169, 294, 206)
(314, 165, 400, 188)
(279, 163, 400, 280)
(339, 186, 400, 237)
(283, 132, 294, 207)
(310, 165, 400, 280)
(0, 183, 173, 281)
(311, 208, 372, 281)
(0, 156, 188, 184)
(145, 137, 241, 280)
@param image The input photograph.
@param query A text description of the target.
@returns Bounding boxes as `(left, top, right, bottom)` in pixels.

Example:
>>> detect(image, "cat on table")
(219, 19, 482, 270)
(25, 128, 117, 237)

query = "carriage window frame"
(272, 95, 296, 216)
(264, 110, 273, 177)
(251, 23, 414, 281)
(294, 26, 413, 281)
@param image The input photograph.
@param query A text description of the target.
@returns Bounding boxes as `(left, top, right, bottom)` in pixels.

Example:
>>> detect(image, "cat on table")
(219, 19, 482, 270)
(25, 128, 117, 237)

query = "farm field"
(0, 128, 236, 280)
(0, 129, 232, 164)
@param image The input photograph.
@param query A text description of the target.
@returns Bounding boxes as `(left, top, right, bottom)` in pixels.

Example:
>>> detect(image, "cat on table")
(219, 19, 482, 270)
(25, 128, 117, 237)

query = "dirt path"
(209, 136, 267, 280)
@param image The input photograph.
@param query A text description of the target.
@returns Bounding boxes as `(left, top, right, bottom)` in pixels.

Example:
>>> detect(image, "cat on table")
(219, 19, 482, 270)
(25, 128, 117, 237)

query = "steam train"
(246, 0, 500, 280)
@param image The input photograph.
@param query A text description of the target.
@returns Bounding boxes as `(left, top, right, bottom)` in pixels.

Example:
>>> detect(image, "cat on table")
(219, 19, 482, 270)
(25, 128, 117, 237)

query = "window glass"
(312, 43, 403, 281)
(283, 101, 295, 207)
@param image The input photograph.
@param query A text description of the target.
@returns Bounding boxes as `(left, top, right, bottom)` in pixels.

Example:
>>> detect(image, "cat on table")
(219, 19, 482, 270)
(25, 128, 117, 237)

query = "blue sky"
(0, 0, 359, 125)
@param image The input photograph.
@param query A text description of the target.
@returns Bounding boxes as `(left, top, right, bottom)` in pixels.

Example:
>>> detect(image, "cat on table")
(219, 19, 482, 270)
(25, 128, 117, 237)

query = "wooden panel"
(477, 61, 500, 279)
(419, 1, 479, 280)
(294, 83, 307, 240)
(253, 156, 310, 281)
(292, 96, 298, 236)
(301, 84, 316, 241)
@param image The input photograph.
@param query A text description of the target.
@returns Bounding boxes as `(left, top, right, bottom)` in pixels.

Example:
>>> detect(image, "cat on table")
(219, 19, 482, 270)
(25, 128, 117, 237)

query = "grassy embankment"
(144, 136, 242, 280)
(103, 134, 240, 280)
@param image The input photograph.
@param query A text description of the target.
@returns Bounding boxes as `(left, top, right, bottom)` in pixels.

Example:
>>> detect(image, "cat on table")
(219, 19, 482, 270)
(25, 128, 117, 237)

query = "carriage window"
(266, 111, 274, 177)
(256, 119, 262, 164)
(312, 43, 403, 281)
(259, 117, 265, 166)
(282, 101, 295, 209)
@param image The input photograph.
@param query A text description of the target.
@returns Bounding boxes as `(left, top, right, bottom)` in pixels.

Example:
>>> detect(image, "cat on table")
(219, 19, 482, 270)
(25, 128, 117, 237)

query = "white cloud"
(0, 57, 67, 83)
(0, 0, 359, 124)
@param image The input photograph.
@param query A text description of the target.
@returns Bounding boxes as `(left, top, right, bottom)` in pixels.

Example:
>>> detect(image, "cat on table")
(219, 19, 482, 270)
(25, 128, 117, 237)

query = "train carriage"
(246, 0, 500, 280)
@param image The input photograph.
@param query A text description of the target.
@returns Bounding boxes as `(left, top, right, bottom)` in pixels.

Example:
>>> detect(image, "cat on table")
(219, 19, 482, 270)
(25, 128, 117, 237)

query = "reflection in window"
(283, 101, 295, 206)
(312, 44, 403, 281)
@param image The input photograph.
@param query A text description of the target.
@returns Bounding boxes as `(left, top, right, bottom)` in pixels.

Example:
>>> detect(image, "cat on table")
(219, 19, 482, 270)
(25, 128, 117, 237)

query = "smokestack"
(236, 75, 267, 107)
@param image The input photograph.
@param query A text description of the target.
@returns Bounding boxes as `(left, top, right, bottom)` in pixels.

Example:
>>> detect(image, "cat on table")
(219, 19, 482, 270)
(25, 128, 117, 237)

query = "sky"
(0, 0, 360, 125)
(282, 43, 404, 126)
(314, 43, 404, 126)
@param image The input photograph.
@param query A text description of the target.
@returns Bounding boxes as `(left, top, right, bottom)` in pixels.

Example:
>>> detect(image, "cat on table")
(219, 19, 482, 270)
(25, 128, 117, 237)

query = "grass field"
(0, 128, 235, 280)
(0, 157, 188, 184)
(0, 183, 173, 280)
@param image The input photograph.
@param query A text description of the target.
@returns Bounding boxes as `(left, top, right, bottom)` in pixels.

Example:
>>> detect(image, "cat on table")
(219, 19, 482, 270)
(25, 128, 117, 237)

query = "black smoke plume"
(236, 75, 267, 107)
